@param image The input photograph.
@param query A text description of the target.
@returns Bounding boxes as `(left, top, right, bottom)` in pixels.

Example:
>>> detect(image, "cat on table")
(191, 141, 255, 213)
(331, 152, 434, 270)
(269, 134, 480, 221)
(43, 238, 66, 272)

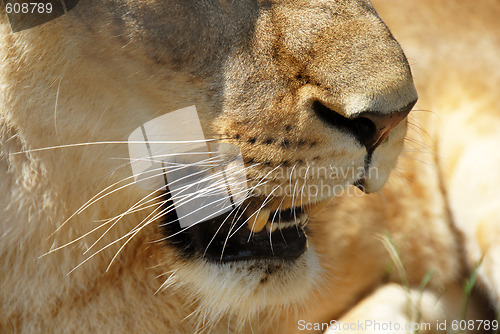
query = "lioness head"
(1, 0, 417, 327)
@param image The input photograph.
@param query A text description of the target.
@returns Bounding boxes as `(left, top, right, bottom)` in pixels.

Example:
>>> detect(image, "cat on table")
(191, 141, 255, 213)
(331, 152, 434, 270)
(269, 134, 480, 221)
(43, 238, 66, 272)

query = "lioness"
(0, 0, 498, 333)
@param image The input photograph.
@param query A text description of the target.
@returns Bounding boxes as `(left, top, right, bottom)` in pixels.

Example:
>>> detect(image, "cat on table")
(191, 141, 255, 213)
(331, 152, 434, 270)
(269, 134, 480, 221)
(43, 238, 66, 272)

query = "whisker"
(160, 163, 255, 219)
(209, 203, 248, 261)
(299, 163, 311, 211)
(94, 199, 166, 220)
(200, 180, 272, 241)
(268, 195, 286, 254)
(53, 162, 230, 257)
(105, 201, 171, 271)
(155, 268, 179, 295)
(158, 172, 255, 228)
(13, 139, 228, 155)
(52, 156, 230, 238)
(69, 192, 184, 274)
(222, 164, 284, 239)
(53, 67, 67, 156)
(291, 173, 301, 221)
(391, 168, 418, 183)
(40, 218, 112, 258)
(399, 154, 439, 171)
(58, 146, 266, 272)
(155, 163, 261, 231)
(245, 181, 283, 243)
(151, 178, 259, 245)
(45, 183, 167, 255)
(79, 151, 227, 196)
(76, 106, 108, 179)
(403, 137, 434, 153)
(407, 118, 435, 141)
(82, 184, 171, 255)
(172, 186, 243, 225)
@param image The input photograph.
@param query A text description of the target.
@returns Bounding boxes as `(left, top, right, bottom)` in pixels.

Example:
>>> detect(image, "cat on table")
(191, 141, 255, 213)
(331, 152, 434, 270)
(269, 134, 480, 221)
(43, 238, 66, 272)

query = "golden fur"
(0, 0, 498, 333)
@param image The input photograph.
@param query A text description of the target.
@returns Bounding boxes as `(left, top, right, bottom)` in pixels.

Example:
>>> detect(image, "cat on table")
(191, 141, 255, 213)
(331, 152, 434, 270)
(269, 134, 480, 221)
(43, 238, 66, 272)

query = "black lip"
(159, 191, 308, 263)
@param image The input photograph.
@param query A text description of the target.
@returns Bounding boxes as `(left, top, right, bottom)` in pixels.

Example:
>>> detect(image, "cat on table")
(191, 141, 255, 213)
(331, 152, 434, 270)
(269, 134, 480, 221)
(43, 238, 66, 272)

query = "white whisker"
(246, 181, 283, 243)
(215, 202, 251, 261)
(52, 157, 226, 238)
(13, 139, 223, 155)
(154, 268, 179, 295)
(83, 184, 170, 255)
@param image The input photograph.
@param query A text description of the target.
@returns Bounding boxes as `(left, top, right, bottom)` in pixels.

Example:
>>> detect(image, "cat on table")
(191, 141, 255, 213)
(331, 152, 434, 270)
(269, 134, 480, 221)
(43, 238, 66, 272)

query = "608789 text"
(5, 2, 53, 14)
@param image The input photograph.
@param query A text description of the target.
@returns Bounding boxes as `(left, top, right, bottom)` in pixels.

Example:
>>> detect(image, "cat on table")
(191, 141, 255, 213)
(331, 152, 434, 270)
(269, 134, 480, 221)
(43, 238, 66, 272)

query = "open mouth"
(160, 192, 329, 262)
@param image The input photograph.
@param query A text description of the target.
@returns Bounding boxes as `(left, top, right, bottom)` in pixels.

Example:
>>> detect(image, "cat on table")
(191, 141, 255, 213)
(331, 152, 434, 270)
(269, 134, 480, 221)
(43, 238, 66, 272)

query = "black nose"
(351, 103, 415, 150)
(313, 100, 417, 150)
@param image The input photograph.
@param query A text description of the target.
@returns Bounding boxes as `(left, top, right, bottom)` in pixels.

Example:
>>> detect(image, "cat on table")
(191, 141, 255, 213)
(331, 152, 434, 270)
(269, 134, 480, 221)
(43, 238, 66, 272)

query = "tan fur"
(0, 0, 498, 333)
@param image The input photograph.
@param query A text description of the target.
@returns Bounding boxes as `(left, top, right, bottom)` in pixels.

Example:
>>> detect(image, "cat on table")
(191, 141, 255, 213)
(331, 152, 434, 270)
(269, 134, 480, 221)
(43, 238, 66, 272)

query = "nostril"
(312, 99, 415, 151)
(353, 107, 413, 150)
(313, 100, 379, 149)
(352, 117, 377, 147)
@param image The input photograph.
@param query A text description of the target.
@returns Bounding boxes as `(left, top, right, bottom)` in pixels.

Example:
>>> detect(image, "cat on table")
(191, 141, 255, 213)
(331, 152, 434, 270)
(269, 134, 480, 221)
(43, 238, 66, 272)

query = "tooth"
(266, 222, 278, 233)
(299, 213, 309, 225)
(278, 222, 295, 230)
(304, 199, 331, 217)
(248, 208, 271, 233)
